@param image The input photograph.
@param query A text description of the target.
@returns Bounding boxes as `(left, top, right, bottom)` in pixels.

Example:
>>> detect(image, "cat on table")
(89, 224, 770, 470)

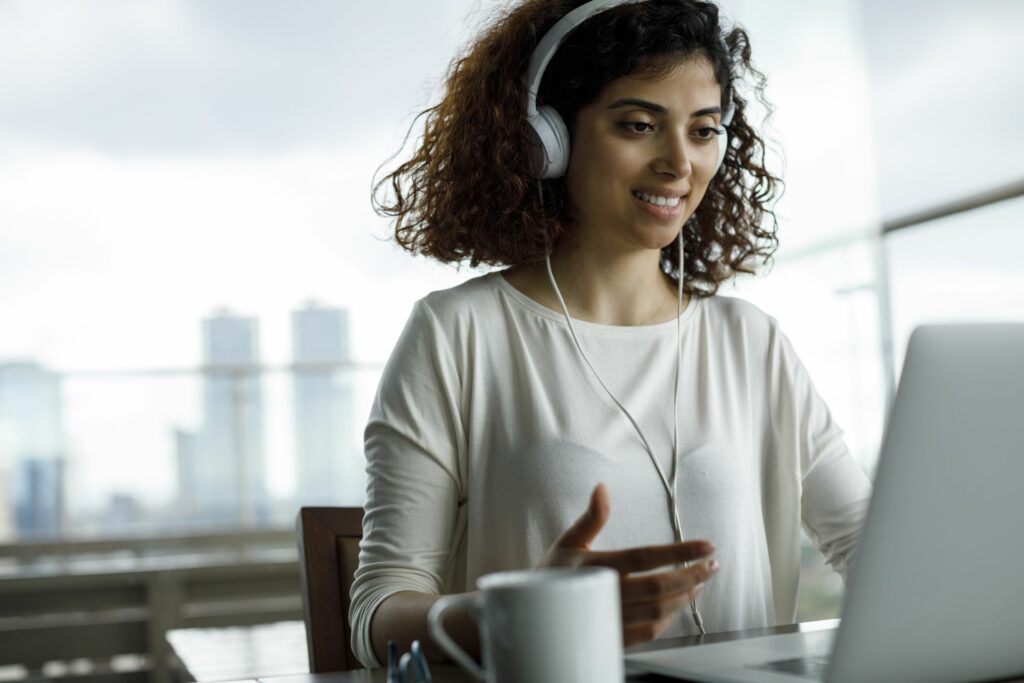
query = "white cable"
(678, 230, 705, 635)
(544, 257, 672, 492)
(544, 232, 706, 634)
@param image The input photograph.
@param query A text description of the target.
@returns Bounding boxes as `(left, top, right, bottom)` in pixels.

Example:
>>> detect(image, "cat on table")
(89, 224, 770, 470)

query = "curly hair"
(373, 0, 782, 296)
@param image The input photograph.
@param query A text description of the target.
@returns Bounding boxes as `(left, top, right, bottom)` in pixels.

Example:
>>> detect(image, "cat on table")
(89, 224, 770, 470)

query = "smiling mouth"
(626, 189, 684, 208)
(632, 190, 684, 208)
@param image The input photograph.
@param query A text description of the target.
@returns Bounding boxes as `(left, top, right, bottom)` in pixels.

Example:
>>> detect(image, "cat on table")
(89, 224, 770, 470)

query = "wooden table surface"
(198, 621, 845, 683)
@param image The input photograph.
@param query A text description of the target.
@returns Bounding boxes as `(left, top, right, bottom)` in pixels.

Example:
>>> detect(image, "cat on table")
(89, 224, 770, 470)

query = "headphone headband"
(524, 0, 647, 119)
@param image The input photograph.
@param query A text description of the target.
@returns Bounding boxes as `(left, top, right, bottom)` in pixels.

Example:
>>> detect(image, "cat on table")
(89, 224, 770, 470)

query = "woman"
(350, 0, 872, 668)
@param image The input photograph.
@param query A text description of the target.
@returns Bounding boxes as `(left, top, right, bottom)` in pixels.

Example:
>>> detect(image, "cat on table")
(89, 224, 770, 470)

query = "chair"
(296, 506, 365, 673)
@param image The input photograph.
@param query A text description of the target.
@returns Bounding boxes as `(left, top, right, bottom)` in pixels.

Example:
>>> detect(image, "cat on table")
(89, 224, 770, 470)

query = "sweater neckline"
(492, 271, 702, 336)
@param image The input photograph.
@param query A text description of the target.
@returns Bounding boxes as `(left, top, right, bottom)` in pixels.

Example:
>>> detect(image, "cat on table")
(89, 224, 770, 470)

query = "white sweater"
(349, 272, 872, 667)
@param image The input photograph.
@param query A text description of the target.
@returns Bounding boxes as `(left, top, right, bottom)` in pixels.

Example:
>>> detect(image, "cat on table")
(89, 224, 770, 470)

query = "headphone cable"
(542, 227, 706, 635)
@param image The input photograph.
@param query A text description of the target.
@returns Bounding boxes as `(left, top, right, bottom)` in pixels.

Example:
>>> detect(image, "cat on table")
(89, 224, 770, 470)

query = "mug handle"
(427, 594, 485, 681)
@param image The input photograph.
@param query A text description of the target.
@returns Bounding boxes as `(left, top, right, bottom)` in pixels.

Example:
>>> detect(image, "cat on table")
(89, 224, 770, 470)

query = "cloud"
(862, 0, 1024, 218)
(0, 0, 488, 156)
(0, 0, 497, 369)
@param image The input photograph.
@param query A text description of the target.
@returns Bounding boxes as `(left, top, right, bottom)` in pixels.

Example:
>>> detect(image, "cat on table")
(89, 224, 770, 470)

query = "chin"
(643, 224, 688, 251)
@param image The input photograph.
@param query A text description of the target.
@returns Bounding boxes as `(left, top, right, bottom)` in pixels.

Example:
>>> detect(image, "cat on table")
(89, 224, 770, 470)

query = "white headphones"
(523, 0, 735, 179)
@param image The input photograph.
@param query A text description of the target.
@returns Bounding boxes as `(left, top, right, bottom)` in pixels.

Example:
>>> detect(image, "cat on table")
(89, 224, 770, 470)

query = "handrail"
(882, 177, 1024, 234)
(50, 360, 385, 378)
(0, 527, 295, 562)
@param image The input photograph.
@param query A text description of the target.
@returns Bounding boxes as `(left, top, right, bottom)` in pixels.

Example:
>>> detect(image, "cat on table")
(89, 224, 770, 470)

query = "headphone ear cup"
(714, 129, 728, 174)
(526, 105, 571, 179)
(713, 100, 735, 176)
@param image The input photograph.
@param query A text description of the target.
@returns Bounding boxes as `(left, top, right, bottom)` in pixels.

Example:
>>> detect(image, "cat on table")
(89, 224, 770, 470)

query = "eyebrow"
(607, 98, 722, 118)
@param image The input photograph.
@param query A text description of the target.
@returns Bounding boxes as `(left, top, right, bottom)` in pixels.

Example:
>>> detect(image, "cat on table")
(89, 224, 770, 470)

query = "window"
(886, 196, 1024, 376)
(0, 0, 481, 539)
(2, 0, 1019, 628)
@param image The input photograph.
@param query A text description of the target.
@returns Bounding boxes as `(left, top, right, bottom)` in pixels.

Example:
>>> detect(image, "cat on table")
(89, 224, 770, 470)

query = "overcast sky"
(861, 0, 1024, 218)
(0, 0, 501, 372)
(0, 0, 492, 156)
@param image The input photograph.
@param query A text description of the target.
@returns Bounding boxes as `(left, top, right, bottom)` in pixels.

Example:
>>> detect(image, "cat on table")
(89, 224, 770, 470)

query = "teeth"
(633, 191, 681, 208)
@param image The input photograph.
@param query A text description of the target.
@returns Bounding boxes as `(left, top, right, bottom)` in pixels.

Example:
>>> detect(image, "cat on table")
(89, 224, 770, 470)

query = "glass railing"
(0, 362, 384, 543)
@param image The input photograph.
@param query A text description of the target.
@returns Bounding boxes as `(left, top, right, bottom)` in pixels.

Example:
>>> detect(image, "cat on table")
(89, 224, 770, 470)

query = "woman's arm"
(767, 320, 872, 577)
(349, 299, 467, 667)
(369, 590, 481, 664)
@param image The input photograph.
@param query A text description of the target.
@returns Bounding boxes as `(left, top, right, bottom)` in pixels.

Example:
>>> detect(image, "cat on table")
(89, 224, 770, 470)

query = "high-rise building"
(0, 469, 11, 542)
(0, 362, 65, 539)
(173, 427, 200, 524)
(291, 302, 361, 505)
(186, 310, 268, 527)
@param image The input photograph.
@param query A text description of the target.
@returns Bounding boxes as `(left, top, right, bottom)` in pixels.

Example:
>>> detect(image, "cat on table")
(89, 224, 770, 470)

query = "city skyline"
(0, 300, 371, 541)
(292, 304, 364, 506)
(180, 309, 269, 527)
(0, 363, 65, 539)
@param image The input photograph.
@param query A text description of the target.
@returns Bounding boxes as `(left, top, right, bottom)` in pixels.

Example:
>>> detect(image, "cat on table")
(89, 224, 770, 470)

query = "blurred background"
(1, 0, 1022, 680)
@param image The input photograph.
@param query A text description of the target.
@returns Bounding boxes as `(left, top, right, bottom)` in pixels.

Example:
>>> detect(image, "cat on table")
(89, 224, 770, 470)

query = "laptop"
(625, 324, 1024, 683)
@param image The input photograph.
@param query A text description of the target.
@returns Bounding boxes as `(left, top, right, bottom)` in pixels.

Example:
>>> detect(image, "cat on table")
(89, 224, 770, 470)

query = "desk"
(167, 621, 308, 682)
(184, 620, 1024, 682)
(224, 621, 835, 682)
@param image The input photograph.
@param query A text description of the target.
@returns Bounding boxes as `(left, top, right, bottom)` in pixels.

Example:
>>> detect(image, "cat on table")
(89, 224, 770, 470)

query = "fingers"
(622, 585, 705, 647)
(619, 562, 716, 632)
(615, 558, 718, 648)
(621, 584, 698, 623)
(553, 483, 610, 550)
(625, 621, 669, 648)
(620, 558, 719, 604)
(588, 539, 714, 574)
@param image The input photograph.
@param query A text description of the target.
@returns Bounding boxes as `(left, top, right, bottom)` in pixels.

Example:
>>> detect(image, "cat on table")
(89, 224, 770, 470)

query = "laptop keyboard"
(749, 655, 830, 678)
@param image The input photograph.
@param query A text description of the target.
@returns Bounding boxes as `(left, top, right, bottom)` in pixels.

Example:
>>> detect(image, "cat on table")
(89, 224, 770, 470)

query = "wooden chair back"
(296, 506, 365, 672)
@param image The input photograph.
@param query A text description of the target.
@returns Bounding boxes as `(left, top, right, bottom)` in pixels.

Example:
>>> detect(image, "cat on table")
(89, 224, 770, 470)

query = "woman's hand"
(537, 483, 719, 647)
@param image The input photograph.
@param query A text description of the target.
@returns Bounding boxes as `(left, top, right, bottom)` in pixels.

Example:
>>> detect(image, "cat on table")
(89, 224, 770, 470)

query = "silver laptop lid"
(829, 324, 1024, 683)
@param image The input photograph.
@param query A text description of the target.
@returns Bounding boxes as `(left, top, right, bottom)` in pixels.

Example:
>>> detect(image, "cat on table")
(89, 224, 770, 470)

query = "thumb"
(555, 483, 610, 550)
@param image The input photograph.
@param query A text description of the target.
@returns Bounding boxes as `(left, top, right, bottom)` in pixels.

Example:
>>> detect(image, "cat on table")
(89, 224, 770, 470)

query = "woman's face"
(564, 55, 724, 256)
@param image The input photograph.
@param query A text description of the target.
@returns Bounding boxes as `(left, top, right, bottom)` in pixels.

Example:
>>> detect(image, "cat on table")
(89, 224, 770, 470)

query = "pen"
(400, 640, 432, 683)
(387, 640, 401, 683)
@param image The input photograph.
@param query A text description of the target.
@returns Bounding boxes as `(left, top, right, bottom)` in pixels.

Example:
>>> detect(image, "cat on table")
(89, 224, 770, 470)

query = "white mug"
(427, 566, 623, 683)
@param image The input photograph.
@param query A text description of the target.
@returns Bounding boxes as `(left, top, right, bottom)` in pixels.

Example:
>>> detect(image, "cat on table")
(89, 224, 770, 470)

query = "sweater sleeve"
(348, 299, 467, 668)
(768, 321, 872, 580)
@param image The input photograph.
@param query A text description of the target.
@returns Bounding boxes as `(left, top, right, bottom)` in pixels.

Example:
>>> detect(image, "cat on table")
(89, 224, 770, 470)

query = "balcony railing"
(0, 528, 302, 683)
(0, 362, 382, 544)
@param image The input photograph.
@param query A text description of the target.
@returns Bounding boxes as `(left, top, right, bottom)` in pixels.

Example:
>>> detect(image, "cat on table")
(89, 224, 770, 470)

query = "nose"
(651, 129, 693, 179)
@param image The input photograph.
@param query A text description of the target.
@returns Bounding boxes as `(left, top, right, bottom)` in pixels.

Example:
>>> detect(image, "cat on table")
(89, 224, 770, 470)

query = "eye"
(617, 120, 655, 135)
(692, 126, 722, 142)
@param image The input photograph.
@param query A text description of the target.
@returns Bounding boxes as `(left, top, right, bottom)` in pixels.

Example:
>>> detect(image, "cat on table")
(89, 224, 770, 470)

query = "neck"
(546, 239, 680, 326)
